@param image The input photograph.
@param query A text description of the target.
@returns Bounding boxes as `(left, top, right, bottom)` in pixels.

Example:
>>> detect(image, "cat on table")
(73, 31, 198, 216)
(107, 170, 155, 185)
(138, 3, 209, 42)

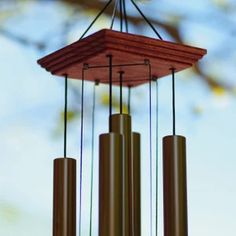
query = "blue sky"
(0, 0, 236, 235)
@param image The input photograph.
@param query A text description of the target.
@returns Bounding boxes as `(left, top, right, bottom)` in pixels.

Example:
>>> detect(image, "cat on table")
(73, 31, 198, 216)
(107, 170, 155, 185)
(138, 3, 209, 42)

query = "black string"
(110, 0, 119, 29)
(64, 74, 68, 158)
(155, 78, 159, 236)
(119, 0, 123, 32)
(171, 68, 176, 135)
(128, 85, 131, 114)
(79, 68, 85, 236)
(108, 55, 113, 131)
(119, 71, 124, 114)
(79, 0, 113, 40)
(93, 77, 151, 85)
(85, 61, 148, 69)
(129, 0, 163, 40)
(148, 63, 153, 236)
(78, 0, 163, 41)
(122, 0, 129, 32)
(89, 81, 99, 236)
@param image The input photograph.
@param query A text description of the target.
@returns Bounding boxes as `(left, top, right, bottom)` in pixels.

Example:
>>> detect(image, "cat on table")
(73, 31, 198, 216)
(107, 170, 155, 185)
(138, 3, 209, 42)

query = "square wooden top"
(37, 29, 207, 87)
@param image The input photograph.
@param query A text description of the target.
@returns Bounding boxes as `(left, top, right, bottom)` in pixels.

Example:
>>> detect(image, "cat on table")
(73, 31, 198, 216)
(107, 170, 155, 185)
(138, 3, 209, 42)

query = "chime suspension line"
(64, 74, 68, 158)
(110, 0, 119, 29)
(101, 78, 152, 84)
(128, 86, 131, 114)
(148, 63, 153, 236)
(85, 62, 147, 69)
(119, 71, 124, 114)
(89, 81, 99, 236)
(108, 55, 113, 131)
(79, 0, 113, 40)
(129, 0, 163, 40)
(122, 0, 129, 32)
(119, 0, 124, 32)
(171, 68, 176, 135)
(79, 68, 85, 236)
(155, 79, 159, 236)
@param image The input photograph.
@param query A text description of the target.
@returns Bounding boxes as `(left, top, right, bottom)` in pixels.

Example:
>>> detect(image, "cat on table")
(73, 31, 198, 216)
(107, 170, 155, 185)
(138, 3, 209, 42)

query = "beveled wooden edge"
(37, 29, 207, 86)
(37, 29, 106, 65)
(38, 29, 207, 67)
(108, 29, 206, 53)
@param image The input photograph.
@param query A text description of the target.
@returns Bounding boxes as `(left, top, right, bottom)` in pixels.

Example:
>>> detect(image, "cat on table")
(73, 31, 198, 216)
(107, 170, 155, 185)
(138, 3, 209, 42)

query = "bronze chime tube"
(53, 158, 76, 236)
(110, 114, 132, 236)
(99, 133, 123, 236)
(131, 132, 141, 236)
(163, 135, 188, 236)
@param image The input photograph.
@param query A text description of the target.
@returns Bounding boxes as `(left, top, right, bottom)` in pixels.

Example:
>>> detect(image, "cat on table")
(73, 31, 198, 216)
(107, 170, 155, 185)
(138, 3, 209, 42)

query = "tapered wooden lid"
(38, 29, 207, 87)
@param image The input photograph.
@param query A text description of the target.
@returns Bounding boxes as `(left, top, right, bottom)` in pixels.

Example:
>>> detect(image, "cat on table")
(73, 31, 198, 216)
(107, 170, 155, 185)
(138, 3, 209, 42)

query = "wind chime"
(37, 1, 207, 236)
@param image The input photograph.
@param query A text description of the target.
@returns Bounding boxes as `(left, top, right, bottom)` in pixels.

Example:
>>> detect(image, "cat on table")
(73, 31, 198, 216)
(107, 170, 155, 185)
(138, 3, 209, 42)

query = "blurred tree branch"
(0, 28, 47, 50)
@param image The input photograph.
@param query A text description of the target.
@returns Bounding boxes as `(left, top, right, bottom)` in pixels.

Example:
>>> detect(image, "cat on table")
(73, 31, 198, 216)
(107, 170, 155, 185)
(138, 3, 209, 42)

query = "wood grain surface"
(38, 29, 207, 87)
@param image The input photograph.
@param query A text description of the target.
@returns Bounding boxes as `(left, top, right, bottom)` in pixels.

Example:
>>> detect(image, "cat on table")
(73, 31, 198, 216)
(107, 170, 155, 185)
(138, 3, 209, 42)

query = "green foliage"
(100, 94, 128, 113)
(60, 110, 78, 123)
(212, 0, 232, 10)
(0, 202, 21, 223)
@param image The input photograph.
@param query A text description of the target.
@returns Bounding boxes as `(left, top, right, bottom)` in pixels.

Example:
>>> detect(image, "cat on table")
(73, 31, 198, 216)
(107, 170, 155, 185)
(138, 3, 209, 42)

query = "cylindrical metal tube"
(110, 114, 132, 236)
(53, 158, 76, 236)
(99, 133, 123, 236)
(131, 132, 141, 236)
(163, 135, 188, 236)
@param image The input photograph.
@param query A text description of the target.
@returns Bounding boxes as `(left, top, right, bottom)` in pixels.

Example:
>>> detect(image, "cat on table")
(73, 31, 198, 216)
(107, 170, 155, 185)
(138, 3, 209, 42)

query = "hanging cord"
(78, 0, 162, 40)
(128, 86, 131, 114)
(119, 71, 124, 114)
(110, 0, 119, 29)
(171, 68, 176, 135)
(108, 55, 113, 131)
(89, 80, 99, 236)
(129, 0, 163, 40)
(148, 62, 153, 236)
(155, 78, 159, 236)
(122, 0, 129, 32)
(79, 67, 85, 236)
(79, 0, 113, 40)
(64, 74, 68, 158)
(119, 0, 124, 32)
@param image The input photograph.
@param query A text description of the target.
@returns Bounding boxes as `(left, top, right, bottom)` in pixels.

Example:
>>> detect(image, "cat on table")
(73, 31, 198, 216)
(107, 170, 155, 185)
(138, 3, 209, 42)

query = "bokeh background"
(0, 0, 236, 235)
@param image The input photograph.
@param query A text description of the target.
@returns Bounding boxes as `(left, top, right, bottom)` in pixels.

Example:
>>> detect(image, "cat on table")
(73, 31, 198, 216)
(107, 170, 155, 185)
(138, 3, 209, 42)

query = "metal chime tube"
(131, 132, 141, 236)
(99, 133, 123, 236)
(53, 158, 76, 236)
(163, 135, 188, 236)
(110, 114, 132, 236)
